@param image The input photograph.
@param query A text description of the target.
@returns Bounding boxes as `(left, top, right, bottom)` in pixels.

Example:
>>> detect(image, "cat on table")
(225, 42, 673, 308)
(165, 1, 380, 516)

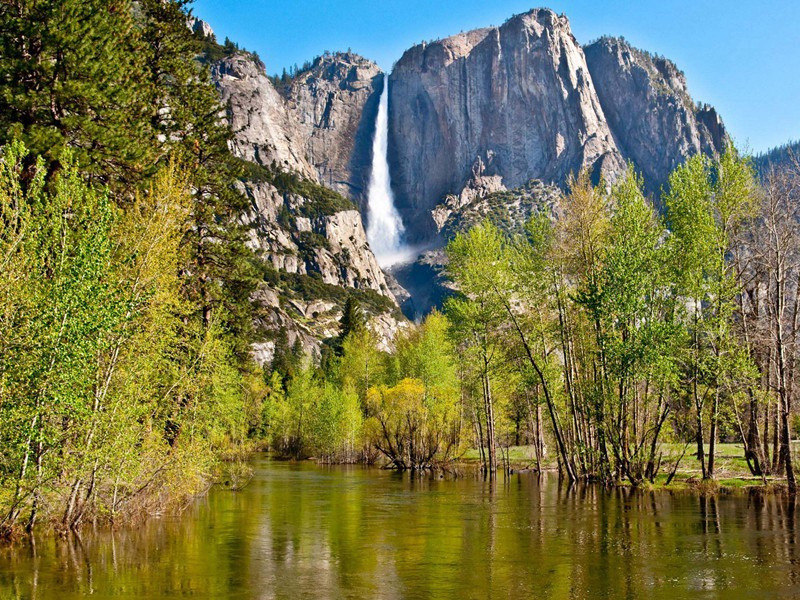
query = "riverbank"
(456, 442, 793, 494)
(0, 447, 254, 545)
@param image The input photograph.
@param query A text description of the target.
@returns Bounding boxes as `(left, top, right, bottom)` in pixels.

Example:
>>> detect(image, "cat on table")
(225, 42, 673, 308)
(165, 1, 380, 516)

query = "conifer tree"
(138, 0, 258, 355)
(337, 296, 367, 353)
(0, 0, 155, 189)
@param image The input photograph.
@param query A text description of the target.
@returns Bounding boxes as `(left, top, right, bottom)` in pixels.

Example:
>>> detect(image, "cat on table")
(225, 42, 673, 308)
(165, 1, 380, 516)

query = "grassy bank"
(456, 443, 796, 493)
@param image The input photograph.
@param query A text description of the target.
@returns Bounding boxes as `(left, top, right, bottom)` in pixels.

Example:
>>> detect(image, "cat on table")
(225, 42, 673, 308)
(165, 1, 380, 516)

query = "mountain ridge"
(196, 7, 738, 337)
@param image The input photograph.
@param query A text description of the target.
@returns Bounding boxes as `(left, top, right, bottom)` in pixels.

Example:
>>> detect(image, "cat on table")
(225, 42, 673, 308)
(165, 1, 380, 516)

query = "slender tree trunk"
(695, 379, 707, 479)
(692, 307, 707, 479)
(774, 271, 795, 490)
(26, 439, 43, 533)
(473, 401, 486, 471)
(707, 384, 719, 478)
(483, 362, 497, 474)
(764, 392, 772, 472)
(504, 305, 576, 481)
(773, 398, 782, 474)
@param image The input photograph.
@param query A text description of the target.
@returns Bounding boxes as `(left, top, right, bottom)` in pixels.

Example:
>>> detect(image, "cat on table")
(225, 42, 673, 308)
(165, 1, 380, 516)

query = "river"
(2, 456, 800, 598)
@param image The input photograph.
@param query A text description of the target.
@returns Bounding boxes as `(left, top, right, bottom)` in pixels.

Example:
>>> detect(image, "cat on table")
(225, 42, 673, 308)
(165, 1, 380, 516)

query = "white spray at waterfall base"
(366, 75, 411, 267)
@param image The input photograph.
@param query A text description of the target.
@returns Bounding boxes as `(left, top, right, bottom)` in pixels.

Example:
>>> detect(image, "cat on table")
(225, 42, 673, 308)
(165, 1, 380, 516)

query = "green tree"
(340, 296, 366, 338)
(583, 168, 678, 483)
(0, 144, 255, 536)
(0, 0, 155, 189)
(340, 327, 385, 403)
(446, 225, 507, 473)
(665, 145, 758, 481)
(137, 0, 258, 352)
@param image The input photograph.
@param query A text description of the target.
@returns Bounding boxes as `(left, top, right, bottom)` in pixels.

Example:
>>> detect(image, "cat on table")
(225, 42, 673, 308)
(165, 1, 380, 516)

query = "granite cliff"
(198, 6, 731, 331)
(388, 9, 624, 241)
(387, 9, 728, 242)
(213, 51, 382, 203)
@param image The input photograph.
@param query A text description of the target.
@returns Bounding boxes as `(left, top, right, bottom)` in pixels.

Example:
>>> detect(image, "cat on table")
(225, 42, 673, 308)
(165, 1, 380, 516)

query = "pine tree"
(337, 297, 366, 349)
(0, 0, 259, 356)
(138, 0, 258, 356)
(0, 0, 156, 190)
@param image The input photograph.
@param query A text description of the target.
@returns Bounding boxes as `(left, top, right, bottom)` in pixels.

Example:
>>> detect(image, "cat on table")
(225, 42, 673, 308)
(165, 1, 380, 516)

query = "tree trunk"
(483, 365, 497, 474)
(707, 385, 719, 478)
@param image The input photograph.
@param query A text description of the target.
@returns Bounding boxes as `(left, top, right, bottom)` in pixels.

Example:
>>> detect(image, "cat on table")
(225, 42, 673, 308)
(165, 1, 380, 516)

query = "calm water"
(2, 457, 800, 599)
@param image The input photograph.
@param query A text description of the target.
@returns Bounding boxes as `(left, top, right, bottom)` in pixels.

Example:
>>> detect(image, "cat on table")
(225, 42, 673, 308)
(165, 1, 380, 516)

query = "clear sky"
(191, 0, 799, 153)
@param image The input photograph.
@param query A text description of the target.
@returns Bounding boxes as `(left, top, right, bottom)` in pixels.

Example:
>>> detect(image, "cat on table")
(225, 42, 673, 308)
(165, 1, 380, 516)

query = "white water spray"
(366, 75, 408, 267)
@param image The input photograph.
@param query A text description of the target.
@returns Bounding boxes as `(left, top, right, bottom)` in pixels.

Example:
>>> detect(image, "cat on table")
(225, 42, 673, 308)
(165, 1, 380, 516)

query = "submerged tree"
(665, 146, 758, 481)
(0, 143, 256, 535)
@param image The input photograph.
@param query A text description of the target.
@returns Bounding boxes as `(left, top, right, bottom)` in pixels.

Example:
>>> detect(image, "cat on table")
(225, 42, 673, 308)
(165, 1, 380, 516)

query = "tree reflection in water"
(2, 457, 800, 599)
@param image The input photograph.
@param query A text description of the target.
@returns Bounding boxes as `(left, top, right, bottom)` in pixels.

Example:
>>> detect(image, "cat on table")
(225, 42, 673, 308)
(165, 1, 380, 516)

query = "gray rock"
(239, 180, 395, 298)
(213, 55, 318, 179)
(431, 155, 507, 235)
(204, 8, 732, 325)
(187, 17, 214, 40)
(583, 36, 727, 199)
(213, 51, 383, 204)
(388, 8, 624, 242)
(211, 51, 405, 352)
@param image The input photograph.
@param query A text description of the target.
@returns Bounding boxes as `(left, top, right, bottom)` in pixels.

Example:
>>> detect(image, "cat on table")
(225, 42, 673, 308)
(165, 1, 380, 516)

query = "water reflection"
(2, 457, 800, 598)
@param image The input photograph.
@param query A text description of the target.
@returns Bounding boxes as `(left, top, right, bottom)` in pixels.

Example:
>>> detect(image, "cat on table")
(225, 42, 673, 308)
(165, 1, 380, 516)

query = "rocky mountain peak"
(389, 7, 623, 242)
(298, 52, 380, 89)
(583, 35, 728, 198)
(282, 53, 382, 202)
(502, 7, 569, 37)
(187, 16, 214, 39)
(590, 37, 692, 107)
(213, 53, 319, 179)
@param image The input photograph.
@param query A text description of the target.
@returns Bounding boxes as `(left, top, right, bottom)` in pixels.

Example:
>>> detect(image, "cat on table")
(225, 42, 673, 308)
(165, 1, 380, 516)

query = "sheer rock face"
(388, 8, 624, 241)
(207, 9, 731, 325)
(583, 37, 728, 197)
(213, 52, 382, 203)
(213, 55, 318, 179)
(285, 53, 383, 204)
(212, 52, 389, 296)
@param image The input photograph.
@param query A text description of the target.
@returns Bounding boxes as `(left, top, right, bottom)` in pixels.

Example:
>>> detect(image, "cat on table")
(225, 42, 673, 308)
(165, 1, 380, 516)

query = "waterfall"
(366, 74, 407, 267)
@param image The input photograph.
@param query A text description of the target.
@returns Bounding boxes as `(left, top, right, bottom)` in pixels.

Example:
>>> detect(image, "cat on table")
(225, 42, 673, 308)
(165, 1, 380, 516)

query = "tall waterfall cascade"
(366, 75, 407, 267)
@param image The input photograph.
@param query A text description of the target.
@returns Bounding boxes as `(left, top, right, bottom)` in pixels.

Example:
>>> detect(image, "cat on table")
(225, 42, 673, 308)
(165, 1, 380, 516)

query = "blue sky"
(191, 0, 799, 153)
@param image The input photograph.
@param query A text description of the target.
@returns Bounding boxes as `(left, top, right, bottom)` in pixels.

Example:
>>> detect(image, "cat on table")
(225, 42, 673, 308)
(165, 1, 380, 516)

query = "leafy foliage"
(0, 146, 260, 535)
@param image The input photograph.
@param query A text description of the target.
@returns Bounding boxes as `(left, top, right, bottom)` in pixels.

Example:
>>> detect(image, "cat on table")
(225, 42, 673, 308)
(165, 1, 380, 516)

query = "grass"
(461, 445, 540, 463)
(460, 442, 794, 493)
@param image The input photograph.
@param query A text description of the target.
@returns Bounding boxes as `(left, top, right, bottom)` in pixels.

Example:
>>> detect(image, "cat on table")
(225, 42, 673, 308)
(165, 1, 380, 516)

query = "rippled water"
(2, 457, 800, 599)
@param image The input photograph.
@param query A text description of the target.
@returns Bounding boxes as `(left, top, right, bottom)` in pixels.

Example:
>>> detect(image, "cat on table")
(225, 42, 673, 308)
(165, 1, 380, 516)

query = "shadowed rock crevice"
(348, 73, 383, 214)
